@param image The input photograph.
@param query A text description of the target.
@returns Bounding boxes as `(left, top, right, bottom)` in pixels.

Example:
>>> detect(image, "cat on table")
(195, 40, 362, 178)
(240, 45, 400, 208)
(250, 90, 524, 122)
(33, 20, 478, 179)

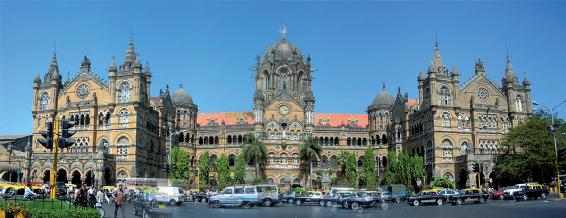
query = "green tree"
(383, 151, 424, 189)
(430, 177, 455, 189)
(300, 136, 323, 188)
(168, 146, 190, 186)
(363, 148, 377, 188)
(216, 155, 231, 189)
(345, 152, 358, 188)
(337, 151, 350, 183)
(233, 152, 247, 184)
(199, 151, 210, 188)
(495, 110, 566, 186)
(243, 133, 266, 182)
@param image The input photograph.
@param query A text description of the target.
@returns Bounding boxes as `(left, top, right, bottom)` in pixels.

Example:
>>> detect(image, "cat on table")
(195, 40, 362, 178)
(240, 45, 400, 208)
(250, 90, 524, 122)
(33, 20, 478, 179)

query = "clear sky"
(1, 1, 565, 135)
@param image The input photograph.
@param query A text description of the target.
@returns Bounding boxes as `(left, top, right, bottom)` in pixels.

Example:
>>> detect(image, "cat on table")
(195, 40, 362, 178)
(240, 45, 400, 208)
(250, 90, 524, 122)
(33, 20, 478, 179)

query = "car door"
(233, 187, 244, 205)
(221, 188, 234, 205)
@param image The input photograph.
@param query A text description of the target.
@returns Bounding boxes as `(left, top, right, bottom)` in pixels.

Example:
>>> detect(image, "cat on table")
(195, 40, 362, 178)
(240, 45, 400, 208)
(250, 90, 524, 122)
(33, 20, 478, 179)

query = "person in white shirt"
(24, 184, 37, 199)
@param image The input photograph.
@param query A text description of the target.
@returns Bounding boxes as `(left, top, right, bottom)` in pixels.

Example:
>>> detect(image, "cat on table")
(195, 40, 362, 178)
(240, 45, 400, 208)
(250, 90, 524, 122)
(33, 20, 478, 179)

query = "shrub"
(430, 177, 455, 189)
(30, 207, 100, 218)
(2, 201, 30, 215)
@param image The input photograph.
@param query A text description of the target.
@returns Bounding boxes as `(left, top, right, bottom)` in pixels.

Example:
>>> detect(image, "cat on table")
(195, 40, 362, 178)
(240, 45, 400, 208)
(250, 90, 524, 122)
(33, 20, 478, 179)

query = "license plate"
(159, 203, 166, 208)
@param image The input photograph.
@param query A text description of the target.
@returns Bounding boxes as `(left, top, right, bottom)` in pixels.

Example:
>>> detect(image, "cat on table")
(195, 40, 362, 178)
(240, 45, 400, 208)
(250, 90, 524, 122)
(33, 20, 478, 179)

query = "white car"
(503, 184, 527, 199)
(157, 186, 186, 205)
(208, 185, 260, 208)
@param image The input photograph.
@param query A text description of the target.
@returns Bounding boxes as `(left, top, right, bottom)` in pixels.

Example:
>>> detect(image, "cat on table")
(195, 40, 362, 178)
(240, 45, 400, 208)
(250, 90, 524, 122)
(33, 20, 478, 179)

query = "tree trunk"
(309, 160, 312, 189)
(256, 161, 260, 183)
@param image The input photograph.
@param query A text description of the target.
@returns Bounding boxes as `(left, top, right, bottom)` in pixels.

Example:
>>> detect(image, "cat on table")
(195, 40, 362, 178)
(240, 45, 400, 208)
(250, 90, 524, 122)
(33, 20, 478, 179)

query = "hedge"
(30, 208, 100, 218)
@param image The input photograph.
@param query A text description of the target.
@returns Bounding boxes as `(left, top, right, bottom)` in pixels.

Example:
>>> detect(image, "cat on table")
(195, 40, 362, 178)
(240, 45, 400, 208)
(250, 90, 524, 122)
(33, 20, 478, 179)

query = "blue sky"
(1, 1, 565, 135)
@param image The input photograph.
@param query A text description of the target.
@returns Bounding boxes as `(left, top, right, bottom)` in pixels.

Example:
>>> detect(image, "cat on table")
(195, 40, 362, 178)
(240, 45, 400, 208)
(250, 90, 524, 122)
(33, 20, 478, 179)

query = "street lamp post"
(534, 100, 566, 199)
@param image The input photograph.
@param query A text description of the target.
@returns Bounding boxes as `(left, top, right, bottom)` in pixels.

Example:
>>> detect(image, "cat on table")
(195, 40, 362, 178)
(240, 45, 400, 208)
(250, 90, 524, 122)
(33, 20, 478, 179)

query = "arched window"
(118, 81, 132, 103)
(441, 139, 453, 160)
(381, 134, 388, 144)
(515, 95, 524, 112)
(461, 141, 469, 155)
(293, 154, 299, 165)
(442, 112, 451, 128)
(39, 92, 50, 110)
(439, 86, 450, 106)
(228, 154, 236, 167)
(117, 136, 129, 159)
(268, 153, 275, 164)
(179, 133, 184, 143)
(99, 139, 109, 154)
(227, 135, 232, 144)
(105, 112, 111, 125)
(119, 109, 129, 127)
(280, 153, 288, 165)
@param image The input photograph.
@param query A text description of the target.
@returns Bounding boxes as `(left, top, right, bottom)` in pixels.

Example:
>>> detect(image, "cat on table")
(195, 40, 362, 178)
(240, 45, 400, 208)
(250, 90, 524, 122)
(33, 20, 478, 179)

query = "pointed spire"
(418, 71, 425, 81)
(523, 72, 530, 86)
(134, 54, 142, 68)
(109, 57, 117, 72)
(428, 37, 445, 74)
(382, 82, 386, 91)
(33, 73, 41, 84)
(179, 84, 183, 89)
(50, 52, 58, 68)
(144, 61, 151, 75)
(475, 58, 485, 75)
(451, 65, 460, 76)
(124, 40, 136, 63)
(503, 49, 517, 83)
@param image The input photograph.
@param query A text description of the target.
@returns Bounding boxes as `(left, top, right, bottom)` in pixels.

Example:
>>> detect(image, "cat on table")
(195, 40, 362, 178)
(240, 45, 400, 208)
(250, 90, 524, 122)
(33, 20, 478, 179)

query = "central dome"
(262, 39, 304, 64)
(171, 84, 193, 107)
(372, 89, 394, 108)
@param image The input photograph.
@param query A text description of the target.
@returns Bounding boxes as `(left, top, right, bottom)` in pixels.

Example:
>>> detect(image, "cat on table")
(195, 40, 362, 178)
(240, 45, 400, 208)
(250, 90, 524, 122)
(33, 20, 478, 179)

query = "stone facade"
(29, 42, 174, 186)
(25, 33, 532, 189)
(390, 43, 532, 188)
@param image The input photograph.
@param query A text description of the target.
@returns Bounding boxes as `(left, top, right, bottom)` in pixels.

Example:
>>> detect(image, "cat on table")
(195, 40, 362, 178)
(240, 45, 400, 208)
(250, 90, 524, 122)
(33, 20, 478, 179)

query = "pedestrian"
(113, 184, 126, 218)
(96, 186, 110, 204)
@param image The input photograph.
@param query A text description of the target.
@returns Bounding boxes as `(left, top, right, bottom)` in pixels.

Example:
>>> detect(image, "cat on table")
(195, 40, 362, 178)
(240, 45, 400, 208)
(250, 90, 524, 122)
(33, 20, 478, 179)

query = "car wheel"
(381, 203, 389, 210)
(201, 198, 207, 203)
(212, 200, 221, 208)
(456, 198, 463, 205)
(479, 197, 486, 204)
(412, 200, 420, 206)
(295, 200, 302, 206)
(319, 201, 325, 206)
(499, 195, 504, 200)
(264, 199, 273, 207)
(242, 201, 252, 209)
(325, 201, 333, 207)
(436, 199, 443, 206)
(522, 194, 528, 201)
(350, 202, 359, 211)
(541, 193, 547, 200)
(170, 199, 176, 206)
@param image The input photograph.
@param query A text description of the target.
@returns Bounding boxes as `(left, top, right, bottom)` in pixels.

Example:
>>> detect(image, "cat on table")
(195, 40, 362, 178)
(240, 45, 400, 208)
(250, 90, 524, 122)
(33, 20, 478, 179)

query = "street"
(102, 198, 566, 218)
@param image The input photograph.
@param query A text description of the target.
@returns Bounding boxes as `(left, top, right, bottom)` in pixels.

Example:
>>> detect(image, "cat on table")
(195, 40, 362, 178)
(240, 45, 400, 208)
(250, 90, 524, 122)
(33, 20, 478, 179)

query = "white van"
(157, 186, 186, 205)
(256, 184, 279, 206)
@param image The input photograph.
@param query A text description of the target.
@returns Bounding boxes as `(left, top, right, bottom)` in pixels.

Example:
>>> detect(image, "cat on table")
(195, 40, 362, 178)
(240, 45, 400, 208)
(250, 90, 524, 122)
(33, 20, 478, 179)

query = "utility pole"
(50, 117, 59, 199)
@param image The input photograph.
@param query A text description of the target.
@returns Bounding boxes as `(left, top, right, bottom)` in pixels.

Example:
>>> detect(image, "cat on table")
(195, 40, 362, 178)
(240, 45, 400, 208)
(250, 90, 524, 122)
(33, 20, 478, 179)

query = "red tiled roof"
(314, 113, 368, 127)
(196, 112, 369, 127)
(197, 112, 254, 126)
(407, 99, 419, 107)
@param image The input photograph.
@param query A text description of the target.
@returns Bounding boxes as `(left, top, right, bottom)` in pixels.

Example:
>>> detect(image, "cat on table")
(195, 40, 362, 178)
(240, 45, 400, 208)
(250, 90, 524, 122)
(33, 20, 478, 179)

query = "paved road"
(102, 199, 566, 218)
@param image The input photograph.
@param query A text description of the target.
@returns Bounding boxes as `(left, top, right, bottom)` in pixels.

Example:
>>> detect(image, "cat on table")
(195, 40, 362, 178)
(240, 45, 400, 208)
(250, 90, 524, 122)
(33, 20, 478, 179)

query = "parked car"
(408, 189, 448, 206)
(191, 192, 209, 203)
(341, 191, 389, 210)
(449, 188, 489, 205)
(490, 187, 508, 200)
(280, 190, 296, 204)
(293, 191, 325, 206)
(513, 184, 549, 201)
(503, 183, 527, 199)
(387, 184, 410, 202)
(133, 192, 174, 218)
(157, 186, 185, 205)
(322, 191, 354, 207)
(256, 184, 279, 206)
(208, 185, 260, 208)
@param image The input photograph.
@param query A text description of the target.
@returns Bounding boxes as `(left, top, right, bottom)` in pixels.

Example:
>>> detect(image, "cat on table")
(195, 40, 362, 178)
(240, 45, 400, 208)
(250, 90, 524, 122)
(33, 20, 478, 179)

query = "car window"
(244, 187, 256, 194)
(447, 190, 454, 194)
(223, 188, 233, 194)
(234, 187, 243, 194)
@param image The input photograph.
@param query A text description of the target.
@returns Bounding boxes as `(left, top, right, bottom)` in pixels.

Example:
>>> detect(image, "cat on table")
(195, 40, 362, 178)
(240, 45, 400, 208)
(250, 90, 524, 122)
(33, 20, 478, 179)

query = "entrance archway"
(457, 169, 468, 189)
(43, 170, 51, 183)
(57, 169, 68, 184)
(71, 171, 81, 186)
(104, 168, 112, 186)
(85, 171, 94, 186)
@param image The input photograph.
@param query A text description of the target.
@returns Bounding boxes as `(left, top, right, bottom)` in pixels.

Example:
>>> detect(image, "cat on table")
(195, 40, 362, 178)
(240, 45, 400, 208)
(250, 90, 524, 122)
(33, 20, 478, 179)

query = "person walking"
(113, 184, 126, 218)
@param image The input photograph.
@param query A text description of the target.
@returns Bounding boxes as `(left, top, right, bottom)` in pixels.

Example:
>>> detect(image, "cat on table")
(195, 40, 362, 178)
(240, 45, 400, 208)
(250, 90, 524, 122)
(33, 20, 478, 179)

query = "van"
(209, 185, 260, 208)
(157, 186, 185, 205)
(256, 184, 279, 206)
(329, 187, 355, 197)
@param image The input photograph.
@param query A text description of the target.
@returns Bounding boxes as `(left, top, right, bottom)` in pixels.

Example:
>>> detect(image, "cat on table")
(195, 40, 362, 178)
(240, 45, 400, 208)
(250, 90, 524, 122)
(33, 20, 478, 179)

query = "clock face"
(76, 84, 90, 99)
(478, 88, 489, 100)
(279, 105, 290, 115)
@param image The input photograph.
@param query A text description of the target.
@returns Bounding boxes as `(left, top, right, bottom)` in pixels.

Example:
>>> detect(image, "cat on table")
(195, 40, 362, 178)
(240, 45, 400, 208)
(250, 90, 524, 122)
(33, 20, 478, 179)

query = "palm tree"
(337, 151, 350, 183)
(243, 133, 266, 183)
(300, 136, 322, 188)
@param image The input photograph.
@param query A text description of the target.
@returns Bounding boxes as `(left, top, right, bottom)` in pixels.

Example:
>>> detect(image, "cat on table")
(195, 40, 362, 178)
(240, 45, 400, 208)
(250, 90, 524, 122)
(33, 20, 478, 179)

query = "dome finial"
(279, 25, 287, 40)
(179, 84, 183, 89)
(382, 82, 386, 91)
